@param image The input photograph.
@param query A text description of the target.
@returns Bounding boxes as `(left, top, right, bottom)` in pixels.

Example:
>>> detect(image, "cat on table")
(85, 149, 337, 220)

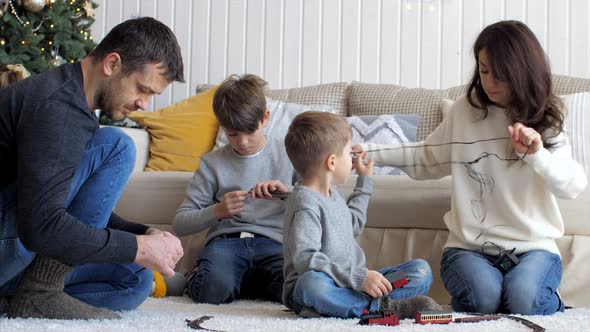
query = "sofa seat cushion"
(114, 171, 194, 225)
(338, 175, 452, 230)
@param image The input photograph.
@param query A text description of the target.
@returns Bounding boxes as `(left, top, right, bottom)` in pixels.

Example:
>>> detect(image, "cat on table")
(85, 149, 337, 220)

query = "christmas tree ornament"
(22, 0, 44, 12)
(48, 55, 65, 67)
(0, 0, 7, 17)
(82, 0, 93, 17)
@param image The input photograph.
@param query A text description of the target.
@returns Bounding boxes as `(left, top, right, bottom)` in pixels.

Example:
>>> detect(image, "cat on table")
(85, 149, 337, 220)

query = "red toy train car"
(359, 309, 400, 326)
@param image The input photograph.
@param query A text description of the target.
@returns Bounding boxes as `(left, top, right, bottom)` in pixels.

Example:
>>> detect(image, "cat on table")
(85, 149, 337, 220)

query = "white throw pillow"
(561, 92, 590, 175)
(213, 98, 332, 150)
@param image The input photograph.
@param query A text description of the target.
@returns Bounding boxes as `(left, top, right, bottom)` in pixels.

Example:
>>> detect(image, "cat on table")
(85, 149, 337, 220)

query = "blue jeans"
(289, 259, 433, 318)
(440, 248, 565, 315)
(187, 236, 284, 304)
(0, 127, 152, 311)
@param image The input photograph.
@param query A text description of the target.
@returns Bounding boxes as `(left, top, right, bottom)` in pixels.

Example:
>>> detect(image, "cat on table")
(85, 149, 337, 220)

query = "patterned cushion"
(348, 82, 441, 141)
(196, 82, 349, 116)
(346, 114, 419, 175)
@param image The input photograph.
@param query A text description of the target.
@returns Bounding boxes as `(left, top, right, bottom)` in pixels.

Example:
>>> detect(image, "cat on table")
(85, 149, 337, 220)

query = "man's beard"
(95, 80, 121, 120)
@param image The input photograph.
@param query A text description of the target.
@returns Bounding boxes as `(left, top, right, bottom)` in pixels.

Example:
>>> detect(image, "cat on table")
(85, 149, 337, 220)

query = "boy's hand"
(250, 180, 289, 200)
(215, 190, 248, 220)
(353, 151, 374, 177)
(363, 270, 393, 298)
(508, 122, 542, 155)
(352, 144, 364, 154)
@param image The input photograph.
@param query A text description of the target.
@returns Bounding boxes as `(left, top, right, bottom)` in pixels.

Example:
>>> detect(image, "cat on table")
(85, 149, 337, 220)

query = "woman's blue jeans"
(290, 258, 433, 318)
(0, 127, 152, 311)
(440, 248, 565, 315)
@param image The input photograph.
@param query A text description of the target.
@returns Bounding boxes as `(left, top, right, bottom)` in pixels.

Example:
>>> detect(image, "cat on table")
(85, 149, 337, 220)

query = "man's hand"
(249, 180, 289, 200)
(353, 151, 374, 177)
(363, 270, 393, 298)
(135, 232, 183, 278)
(508, 122, 542, 155)
(145, 227, 163, 236)
(214, 190, 248, 220)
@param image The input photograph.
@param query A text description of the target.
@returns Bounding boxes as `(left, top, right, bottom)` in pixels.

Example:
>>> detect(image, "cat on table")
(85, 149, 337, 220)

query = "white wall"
(91, 0, 590, 111)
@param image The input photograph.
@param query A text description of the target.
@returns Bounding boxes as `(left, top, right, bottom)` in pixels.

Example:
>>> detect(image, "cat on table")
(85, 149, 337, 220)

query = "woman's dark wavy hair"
(466, 20, 564, 148)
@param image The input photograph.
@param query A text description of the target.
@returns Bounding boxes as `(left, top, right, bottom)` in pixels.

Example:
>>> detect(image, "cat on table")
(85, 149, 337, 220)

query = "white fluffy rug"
(1, 297, 589, 332)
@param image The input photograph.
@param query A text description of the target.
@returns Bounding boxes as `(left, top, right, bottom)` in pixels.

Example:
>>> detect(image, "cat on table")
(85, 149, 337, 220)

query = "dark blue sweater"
(0, 62, 146, 265)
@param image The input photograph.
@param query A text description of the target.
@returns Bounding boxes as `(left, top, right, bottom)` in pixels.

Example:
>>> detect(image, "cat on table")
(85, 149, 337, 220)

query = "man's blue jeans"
(0, 127, 152, 311)
(289, 259, 433, 318)
(187, 236, 284, 304)
(440, 248, 565, 315)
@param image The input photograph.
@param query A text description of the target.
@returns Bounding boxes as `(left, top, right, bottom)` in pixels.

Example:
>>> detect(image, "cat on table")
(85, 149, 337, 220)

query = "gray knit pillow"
(195, 82, 349, 116)
(348, 82, 442, 141)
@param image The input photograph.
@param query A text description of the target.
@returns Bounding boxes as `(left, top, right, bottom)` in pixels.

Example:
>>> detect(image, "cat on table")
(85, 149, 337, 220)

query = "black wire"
(352, 137, 532, 168)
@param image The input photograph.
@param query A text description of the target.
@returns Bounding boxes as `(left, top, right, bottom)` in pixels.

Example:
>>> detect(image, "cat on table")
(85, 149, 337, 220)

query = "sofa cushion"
(115, 171, 194, 225)
(347, 82, 442, 141)
(128, 87, 219, 172)
(117, 127, 151, 172)
(338, 175, 452, 230)
(346, 114, 419, 175)
(196, 82, 349, 116)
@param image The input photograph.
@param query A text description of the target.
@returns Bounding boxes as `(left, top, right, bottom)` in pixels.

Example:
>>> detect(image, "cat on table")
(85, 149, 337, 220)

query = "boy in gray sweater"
(174, 74, 296, 304)
(282, 111, 441, 319)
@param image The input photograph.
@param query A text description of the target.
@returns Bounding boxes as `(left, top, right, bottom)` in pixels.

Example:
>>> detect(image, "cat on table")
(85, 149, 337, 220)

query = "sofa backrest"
(196, 82, 349, 116)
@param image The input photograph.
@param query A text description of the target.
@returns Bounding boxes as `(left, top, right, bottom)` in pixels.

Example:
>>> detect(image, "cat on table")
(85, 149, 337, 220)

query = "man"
(0, 17, 185, 319)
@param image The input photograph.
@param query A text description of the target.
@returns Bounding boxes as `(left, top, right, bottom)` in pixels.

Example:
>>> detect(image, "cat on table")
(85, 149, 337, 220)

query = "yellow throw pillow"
(128, 86, 219, 171)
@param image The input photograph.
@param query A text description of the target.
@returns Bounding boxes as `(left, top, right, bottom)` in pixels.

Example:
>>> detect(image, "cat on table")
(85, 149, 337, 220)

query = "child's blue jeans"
(187, 236, 284, 304)
(440, 247, 565, 315)
(0, 127, 152, 311)
(289, 258, 433, 318)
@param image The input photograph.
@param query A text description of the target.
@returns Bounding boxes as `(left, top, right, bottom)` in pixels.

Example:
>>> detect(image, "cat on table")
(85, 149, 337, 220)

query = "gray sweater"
(174, 137, 296, 244)
(282, 175, 373, 307)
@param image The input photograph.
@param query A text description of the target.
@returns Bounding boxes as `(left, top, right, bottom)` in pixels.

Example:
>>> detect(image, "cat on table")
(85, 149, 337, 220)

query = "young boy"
(282, 111, 442, 319)
(174, 74, 297, 304)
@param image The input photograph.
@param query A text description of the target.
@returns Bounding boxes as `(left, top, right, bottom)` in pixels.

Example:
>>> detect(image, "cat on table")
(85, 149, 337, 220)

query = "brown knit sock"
(379, 295, 443, 319)
(0, 296, 9, 314)
(7, 256, 121, 320)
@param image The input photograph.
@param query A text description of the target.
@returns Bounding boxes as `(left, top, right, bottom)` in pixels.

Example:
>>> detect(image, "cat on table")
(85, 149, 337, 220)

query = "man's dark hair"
(213, 74, 268, 133)
(89, 17, 184, 83)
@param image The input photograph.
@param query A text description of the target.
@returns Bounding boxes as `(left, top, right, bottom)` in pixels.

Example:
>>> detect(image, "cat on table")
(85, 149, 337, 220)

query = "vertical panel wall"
(92, 0, 590, 107)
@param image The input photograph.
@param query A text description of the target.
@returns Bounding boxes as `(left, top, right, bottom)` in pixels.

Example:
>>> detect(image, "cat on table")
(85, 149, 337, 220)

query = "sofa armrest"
(117, 127, 150, 172)
(337, 175, 452, 229)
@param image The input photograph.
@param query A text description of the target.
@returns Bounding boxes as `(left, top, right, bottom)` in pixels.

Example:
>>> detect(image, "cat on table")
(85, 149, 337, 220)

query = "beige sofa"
(114, 75, 590, 307)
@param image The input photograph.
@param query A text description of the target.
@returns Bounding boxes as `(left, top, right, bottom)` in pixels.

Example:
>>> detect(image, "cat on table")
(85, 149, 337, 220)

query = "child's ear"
(326, 154, 336, 172)
(261, 110, 270, 128)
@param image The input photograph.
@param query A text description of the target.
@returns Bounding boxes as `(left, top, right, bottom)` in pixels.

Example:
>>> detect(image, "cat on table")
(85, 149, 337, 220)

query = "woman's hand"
(508, 122, 542, 155)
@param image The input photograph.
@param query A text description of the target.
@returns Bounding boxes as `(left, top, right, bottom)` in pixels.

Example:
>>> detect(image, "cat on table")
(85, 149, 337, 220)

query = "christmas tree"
(0, 0, 98, 75)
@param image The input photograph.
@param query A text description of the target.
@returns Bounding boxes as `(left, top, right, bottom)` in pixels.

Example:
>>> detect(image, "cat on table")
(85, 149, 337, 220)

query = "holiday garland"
(0, 0, 98, 74)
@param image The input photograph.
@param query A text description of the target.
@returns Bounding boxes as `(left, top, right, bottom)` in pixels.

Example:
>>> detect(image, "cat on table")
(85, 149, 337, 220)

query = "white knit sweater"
(361, 95, 587, 255)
